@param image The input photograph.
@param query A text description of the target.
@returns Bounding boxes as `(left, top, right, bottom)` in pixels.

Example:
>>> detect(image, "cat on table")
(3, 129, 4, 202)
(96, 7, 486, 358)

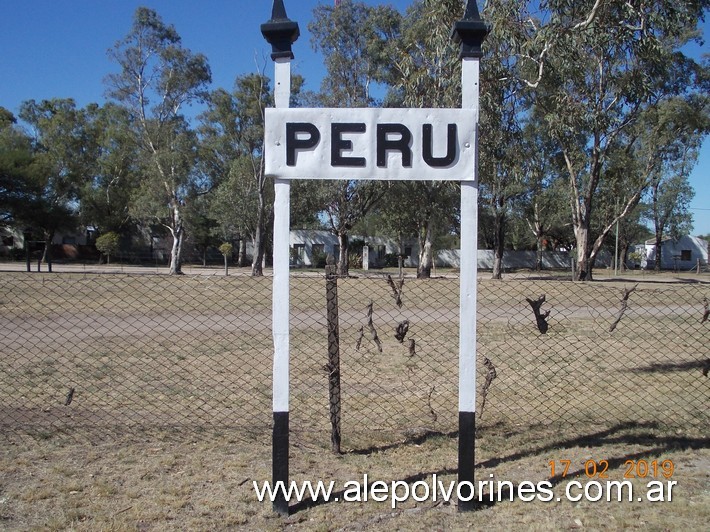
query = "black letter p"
(286, 123, 320, 166)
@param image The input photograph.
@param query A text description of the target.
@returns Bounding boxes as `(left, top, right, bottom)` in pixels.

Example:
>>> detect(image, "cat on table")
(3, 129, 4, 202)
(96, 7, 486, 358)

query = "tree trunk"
(337, 232, 349, 277)
(492, 208, 505, 280)
(251, 199, 265, 277)
(168, 200, 184, 275)
(237, 239, 246, 267)
(169, 227, 183, 275)
(654, 228, 663, 271)
(417, 217, 434, 279)
(40, 230, 53, 264)
(575, 225, 592, 281)
(619, 242, 630, 271)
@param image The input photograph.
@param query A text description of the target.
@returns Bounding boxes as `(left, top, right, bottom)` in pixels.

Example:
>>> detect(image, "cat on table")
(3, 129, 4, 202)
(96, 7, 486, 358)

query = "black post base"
(458, 411, 476, 512)
(272, 411, 289, 516)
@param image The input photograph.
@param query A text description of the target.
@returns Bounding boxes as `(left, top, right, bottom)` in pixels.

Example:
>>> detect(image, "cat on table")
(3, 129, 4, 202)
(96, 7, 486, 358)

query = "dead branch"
(365, 301, 383, 353)
(395, 319, 410, 343)
(702, 359, 709, 377)
(526, 295, 550, 334)
(386, 274, 404, 308)
(427, 386, 437, 423)
(478, 357, 497, 420)
(369, 324, 383, 353)
(356, 326, 364, 351)
(408, 338, 416, 357)
(701, 297, 709, 324)
(609, 284, 638, 332)
(65, 387, 75, 406)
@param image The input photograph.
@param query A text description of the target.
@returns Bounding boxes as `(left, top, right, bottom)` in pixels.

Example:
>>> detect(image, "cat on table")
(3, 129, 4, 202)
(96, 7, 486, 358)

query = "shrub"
(312, 247, 327, 268)
(95, 232, 121, 264)
(348, 252, 363, 269)
(218, 243, 234, 257)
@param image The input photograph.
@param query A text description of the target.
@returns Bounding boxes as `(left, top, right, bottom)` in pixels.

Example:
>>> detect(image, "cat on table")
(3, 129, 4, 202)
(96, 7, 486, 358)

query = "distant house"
(289, 229, 417, 268)
(640, 235, 708, 270)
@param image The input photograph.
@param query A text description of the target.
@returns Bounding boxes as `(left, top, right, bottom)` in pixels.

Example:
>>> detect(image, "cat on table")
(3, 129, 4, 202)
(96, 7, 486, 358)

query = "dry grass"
(0, 270, 708, 529)
(1, 424, 708, 530)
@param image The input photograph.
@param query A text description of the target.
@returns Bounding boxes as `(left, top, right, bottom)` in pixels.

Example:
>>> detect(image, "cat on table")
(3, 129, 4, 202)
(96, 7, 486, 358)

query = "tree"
(0, 108, 34, 225)
(218, 242, 233, 276)
(532, 0, 709, 280)
(387, 0, 463, 278)
(308, 0, 400, 275)
(95, 231, 121, 264)
(17, 98, 91, 261)
(106, 7, 211, 274)
(639, 97, 708, 270)
(182, 191, 217, 266)
(77, 103, 141, 236)
(198, 73, 282, 276)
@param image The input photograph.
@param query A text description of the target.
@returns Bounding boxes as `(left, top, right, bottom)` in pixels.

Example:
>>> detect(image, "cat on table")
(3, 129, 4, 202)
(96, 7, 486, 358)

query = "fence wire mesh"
(1, 271, 708, 447)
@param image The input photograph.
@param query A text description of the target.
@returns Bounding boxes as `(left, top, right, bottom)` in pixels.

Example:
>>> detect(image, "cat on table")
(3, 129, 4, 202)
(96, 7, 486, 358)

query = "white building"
(641, 235, 709, 270)
(289, 229, 416, 268)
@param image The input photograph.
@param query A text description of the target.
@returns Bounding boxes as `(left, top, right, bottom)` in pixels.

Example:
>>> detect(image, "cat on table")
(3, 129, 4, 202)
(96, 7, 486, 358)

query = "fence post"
(325, 263, 342, 454)
(46, 241, 52, 273)
(24, 231, 31, 273)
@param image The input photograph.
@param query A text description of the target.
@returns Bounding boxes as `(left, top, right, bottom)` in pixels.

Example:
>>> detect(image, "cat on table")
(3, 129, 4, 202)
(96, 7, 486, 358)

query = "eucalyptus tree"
(308, 0, 401, 275)
(519, 157, 571, 269)
(532, 0, 709, 279)
(106, 7, 211, 274)
(387, 0, 463, 278)
(199, 74, 274, 275)
(641, 95, 708, 269)
(17, 98, 92, 257)
(0, 108, 36, 225)
(78, 103, 141, 236)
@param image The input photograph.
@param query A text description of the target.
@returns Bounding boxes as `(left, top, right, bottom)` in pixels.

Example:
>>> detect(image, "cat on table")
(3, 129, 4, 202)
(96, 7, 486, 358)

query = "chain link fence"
(1, 270, 708, 447)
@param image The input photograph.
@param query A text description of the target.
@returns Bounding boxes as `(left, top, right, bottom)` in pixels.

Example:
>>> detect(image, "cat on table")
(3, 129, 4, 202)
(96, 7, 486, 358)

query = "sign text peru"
(265, 107, 476, 181)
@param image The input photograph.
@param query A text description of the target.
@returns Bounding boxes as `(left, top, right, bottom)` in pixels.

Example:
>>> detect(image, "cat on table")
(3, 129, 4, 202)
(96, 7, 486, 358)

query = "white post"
(459, 58, 479, 415)
(262, 0, 300, 517)
(457, 55, 480, 511)
(272, 57, 291, 416)
(270, 49, 295, 518)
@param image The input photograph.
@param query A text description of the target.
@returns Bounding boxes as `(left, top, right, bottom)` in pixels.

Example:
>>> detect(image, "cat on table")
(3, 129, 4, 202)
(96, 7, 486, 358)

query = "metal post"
(614, 198, 619, 276)
(24, 231, 31, 272)
(262, 0, 299, 517)
(453, 1, 488, 512)
(325, 264, 341, 454)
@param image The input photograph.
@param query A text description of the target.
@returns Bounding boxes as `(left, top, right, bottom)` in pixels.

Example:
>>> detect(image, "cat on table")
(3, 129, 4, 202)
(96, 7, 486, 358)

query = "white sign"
(265, 107, 477, 181)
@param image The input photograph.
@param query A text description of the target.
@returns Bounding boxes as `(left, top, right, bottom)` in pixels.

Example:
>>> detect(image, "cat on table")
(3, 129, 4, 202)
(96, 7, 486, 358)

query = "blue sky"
(1, 0, 707, 235)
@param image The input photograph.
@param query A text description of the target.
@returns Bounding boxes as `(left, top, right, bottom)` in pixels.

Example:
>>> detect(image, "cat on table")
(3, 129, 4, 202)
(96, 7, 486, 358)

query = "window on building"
(294, 244, 305, 262)
(680, 250, 692, 261)
(404, 246, 412, 257)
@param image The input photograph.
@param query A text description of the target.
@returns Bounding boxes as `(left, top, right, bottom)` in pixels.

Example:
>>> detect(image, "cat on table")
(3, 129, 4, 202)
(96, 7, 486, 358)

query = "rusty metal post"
(325, 264, 342, 454)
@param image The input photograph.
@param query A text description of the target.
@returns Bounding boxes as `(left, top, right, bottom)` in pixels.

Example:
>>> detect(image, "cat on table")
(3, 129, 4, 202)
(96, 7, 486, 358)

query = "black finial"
(451, 1, 489, 59)
(261, 0, 300, 61)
